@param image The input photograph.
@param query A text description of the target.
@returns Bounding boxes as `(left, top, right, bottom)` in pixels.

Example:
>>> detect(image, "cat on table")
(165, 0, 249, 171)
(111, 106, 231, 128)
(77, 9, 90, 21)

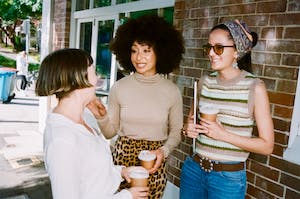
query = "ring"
(181, 128, 187, 136)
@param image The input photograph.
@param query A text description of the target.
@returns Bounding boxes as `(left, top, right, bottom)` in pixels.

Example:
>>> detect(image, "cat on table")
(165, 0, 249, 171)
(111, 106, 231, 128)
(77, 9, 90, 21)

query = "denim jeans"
(180, 156, 246, 199)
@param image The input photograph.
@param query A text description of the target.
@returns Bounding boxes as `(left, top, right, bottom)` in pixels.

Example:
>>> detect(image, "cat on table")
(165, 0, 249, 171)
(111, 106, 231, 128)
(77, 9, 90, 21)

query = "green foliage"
(0, 0, 42, 50)
(0, 0, 42, 22)
(0, 55, 16, 68)
(0, 55, 39, 72)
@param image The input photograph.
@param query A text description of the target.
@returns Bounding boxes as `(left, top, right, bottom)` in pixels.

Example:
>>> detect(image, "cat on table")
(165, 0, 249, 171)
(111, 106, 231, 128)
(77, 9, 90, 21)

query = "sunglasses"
(202, 44, 235, 56)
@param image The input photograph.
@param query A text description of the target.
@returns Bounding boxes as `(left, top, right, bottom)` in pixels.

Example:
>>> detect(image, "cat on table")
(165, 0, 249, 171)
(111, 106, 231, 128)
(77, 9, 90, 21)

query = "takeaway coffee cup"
(138, 150, 156, 170)
(199, 105, 219, 122)
(129, 167, 149, 187)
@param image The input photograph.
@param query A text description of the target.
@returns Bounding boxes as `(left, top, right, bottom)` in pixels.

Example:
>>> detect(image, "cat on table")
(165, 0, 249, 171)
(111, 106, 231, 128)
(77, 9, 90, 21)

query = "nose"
(208, 47, 215, 56)
(136, 52, 142, 60)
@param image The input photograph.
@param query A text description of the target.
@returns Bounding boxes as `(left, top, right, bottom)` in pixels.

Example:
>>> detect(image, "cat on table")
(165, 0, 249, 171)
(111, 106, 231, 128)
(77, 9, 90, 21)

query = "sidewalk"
(0, 88, 51, 198)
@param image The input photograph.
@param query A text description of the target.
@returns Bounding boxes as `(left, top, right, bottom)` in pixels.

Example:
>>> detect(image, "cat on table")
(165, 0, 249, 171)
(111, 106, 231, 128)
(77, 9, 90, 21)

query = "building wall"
(168, 0, 300, 198)
(52, 0, 71, 50)
(51, 0, 300, 198)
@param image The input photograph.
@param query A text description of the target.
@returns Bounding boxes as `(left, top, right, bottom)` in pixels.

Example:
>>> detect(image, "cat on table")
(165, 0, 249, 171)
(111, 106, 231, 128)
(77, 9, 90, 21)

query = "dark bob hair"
(35, 48, 94, 99)
(109, 14, 185, 74)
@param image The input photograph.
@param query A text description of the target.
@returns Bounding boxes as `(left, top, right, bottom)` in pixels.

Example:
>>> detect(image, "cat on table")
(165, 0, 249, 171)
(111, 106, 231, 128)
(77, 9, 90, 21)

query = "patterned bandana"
(223, 20, 253, 60)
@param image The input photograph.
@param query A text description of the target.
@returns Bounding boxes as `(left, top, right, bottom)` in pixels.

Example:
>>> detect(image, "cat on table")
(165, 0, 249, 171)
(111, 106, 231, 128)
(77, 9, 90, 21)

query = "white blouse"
(43, 109, 132, 199)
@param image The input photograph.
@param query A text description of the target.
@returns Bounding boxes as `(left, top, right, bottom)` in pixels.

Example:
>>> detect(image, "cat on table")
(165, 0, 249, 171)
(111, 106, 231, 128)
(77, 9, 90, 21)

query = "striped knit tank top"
(196, 70, 260, 162)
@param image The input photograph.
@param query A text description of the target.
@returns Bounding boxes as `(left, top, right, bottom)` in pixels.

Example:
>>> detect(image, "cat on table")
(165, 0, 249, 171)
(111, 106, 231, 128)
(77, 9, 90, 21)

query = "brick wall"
(168, 0, 300, 198)
(52, 0, 71, 50)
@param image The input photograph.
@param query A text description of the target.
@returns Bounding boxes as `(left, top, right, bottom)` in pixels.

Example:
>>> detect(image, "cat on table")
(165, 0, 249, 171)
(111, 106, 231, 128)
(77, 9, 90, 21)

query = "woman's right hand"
(128, 186, 149, 199)
(183, 115, 202, 138)
(86, 96, 107, 119)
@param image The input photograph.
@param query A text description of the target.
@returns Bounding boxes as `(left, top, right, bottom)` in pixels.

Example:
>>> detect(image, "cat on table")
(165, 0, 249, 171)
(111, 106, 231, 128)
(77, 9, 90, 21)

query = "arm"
(199, 82, 274, 155)
(149, 87, 183, 174)
(87, 85, 120, 139)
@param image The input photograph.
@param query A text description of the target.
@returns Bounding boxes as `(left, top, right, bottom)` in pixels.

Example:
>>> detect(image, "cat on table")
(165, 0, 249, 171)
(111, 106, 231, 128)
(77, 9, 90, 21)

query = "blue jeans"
(180, 156, 246, 199)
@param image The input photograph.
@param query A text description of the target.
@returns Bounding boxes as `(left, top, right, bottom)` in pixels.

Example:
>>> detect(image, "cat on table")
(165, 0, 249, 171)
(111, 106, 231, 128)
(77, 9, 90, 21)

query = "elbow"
(262, 142, 274, 155)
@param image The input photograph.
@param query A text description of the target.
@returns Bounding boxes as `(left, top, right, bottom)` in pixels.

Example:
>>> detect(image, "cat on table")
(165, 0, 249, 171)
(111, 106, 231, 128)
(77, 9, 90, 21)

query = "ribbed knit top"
(98, 72, 183, 157)
(196, 70, 263, 162)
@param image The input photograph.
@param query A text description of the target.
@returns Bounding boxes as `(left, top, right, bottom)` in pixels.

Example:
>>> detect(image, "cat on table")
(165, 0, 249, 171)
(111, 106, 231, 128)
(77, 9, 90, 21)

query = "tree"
(0, 0, 42, 51)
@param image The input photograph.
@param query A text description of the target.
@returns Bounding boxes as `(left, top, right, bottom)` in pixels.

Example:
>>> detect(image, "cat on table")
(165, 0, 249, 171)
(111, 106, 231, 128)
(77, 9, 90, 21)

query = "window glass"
(116, 0, 139, 4)
(94, 0, 111, 8)
(76, 0, 89, 11)
(95, 20, 114, 93)
(79, 22, 93, 54)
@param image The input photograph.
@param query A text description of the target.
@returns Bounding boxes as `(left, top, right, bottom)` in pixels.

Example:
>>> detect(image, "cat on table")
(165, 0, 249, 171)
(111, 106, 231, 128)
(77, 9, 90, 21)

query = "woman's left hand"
(198, 118, 227, 141)
(148, 148, 164, 174)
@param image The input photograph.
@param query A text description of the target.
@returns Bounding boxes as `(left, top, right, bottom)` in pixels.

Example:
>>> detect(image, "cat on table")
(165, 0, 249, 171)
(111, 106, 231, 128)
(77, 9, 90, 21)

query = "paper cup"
(129, 167, 149, 187)
(199, 105, 219, 122)
(138, 150, 156, 170)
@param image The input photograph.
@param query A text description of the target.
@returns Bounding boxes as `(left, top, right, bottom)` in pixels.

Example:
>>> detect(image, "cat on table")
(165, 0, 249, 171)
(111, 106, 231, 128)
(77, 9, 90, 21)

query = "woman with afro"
(88, 14, 185, 198)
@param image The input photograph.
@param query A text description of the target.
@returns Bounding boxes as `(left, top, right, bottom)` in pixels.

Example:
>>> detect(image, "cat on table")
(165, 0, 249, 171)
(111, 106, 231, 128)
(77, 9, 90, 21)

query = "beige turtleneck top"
(97, 72, 183, 157)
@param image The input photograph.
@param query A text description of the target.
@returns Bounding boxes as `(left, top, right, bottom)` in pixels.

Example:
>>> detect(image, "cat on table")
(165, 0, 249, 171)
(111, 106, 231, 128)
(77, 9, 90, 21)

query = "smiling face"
(130, 41, 157, 76)
(208, 29, 238, 72)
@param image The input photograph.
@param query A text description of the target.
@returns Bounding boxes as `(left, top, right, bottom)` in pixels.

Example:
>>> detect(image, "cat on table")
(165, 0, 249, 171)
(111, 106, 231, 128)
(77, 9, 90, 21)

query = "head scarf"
(223, 20, 253, 59)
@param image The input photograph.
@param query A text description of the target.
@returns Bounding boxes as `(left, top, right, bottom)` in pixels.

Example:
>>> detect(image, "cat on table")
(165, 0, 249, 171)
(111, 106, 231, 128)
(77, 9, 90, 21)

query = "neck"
(218, 68, 241, 81)
(53, 93, 86, 124)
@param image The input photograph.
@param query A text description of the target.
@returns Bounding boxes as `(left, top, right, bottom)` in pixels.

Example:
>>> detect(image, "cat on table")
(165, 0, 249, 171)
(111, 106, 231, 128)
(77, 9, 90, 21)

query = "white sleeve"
(45, 139, 80, 199)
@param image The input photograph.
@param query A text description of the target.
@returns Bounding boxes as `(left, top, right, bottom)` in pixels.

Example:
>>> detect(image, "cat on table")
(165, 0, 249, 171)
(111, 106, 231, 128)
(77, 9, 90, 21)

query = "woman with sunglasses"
(179, 20, 274, 199)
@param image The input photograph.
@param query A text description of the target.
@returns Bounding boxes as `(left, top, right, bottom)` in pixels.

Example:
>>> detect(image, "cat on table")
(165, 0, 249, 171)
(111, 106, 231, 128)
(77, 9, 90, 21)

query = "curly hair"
(109, 14, 185, 74)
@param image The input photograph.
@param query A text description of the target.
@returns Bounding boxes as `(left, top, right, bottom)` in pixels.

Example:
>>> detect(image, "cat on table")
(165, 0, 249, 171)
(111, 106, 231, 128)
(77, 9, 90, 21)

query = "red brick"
(261, 27, 284, 39)
(250, 161, 280, 181)
(218, 4, 256, 16)
(255, 175, 284, 196)
(269, 156, 300, 176)
(248, 153, 268, 164)
(243, 15, 269, 26)
(277, 80, 297, 94)
(287, 0, 300, 11)
(268, 91, 295, 106)
(252, 52, 281, 66)
(282, 54, 300, 66)
(260, 77, 276, 90)
(272, 144, 284, 157)
(285, 27, 300, 39)
(285, 188, 300, 199)
(274, 105, 294, 118)
(265, 66, 297, 80)
(273, 120, 291, 135)
(246, 170, 255, 184)
(257, 1, 286, 13)
(270, 13, 300, 26)
(267, 40, 300, 54)
(246, 183, 275, 199)
(280, 173, 300, 192)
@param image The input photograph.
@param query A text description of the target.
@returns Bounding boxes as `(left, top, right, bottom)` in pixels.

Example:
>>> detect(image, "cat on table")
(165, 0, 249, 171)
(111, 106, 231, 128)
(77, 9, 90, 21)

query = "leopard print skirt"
(112, 136, 167, 199)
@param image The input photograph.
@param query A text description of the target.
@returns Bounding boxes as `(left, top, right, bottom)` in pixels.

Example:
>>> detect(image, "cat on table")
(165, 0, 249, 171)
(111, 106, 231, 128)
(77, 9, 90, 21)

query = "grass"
(0, 55, 40, 71)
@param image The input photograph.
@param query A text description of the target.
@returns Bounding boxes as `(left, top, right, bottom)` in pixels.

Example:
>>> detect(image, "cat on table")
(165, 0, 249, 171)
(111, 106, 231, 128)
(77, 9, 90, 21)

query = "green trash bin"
(0, 67, 17, 103)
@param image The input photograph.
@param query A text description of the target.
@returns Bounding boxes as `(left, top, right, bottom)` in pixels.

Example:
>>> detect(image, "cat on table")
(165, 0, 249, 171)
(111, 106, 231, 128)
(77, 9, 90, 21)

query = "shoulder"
(44, 113, 79, 144)
(160, 77, 181, 92)
(111, 74, 133, 90)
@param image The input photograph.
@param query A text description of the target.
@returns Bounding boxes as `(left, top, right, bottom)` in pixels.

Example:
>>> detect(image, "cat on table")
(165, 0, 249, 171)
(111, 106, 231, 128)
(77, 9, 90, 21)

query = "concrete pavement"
(0, 86, 51, 198)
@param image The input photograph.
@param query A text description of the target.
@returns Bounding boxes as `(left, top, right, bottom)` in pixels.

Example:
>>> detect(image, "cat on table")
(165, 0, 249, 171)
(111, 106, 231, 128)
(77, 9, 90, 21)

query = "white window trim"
(283, 65, 300, 165)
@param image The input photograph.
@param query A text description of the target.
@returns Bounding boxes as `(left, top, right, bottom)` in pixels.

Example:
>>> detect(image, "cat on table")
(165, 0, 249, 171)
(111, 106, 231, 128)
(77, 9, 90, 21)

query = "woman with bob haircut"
(88, 14, 185, 198)
(36, 48, 149, 199)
